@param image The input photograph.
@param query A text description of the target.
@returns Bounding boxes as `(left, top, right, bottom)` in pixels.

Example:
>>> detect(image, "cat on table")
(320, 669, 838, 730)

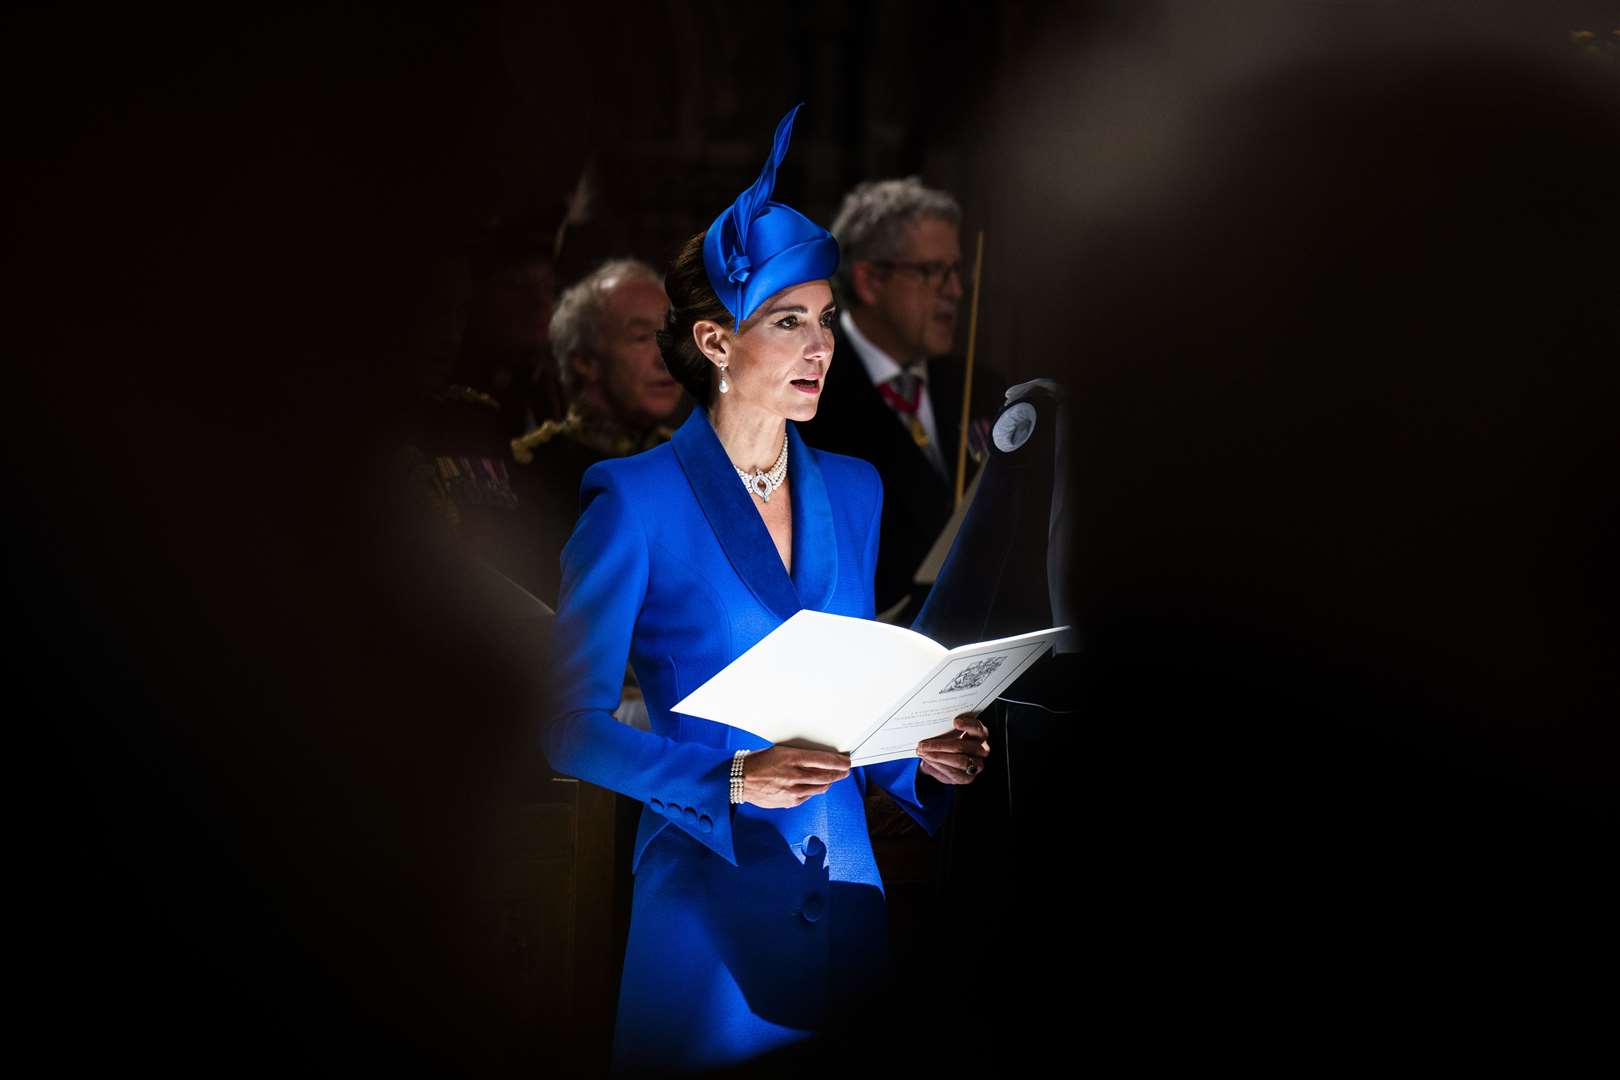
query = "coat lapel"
(671, 408, 802, 623)
(787, 421, 837, 612)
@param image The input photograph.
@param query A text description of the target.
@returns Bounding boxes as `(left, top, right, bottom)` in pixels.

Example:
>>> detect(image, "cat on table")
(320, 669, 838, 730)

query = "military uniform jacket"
(544, 406, 950, 1072)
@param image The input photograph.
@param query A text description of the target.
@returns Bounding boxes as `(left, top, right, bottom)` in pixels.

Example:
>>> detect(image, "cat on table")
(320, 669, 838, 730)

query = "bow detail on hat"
(724, 252, 753, 285)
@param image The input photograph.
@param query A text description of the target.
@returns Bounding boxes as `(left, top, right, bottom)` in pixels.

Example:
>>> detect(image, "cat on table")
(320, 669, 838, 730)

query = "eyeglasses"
(871, 259, 965, 291)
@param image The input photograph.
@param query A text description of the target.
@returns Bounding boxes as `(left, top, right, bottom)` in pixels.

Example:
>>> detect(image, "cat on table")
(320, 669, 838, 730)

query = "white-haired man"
(547, 258, 684, 447)
(511, 258, 685, 604)
(801, 178, 1004, 619)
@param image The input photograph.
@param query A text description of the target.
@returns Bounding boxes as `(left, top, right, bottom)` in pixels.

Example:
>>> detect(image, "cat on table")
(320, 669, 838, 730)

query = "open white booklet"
(670, 610, 1067, 765)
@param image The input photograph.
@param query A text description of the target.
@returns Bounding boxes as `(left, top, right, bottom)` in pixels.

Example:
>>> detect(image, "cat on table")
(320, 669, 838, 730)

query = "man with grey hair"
(802, 177, 1005, 619)
(545, 258, 683, 444)
(510, 257, 684, 604)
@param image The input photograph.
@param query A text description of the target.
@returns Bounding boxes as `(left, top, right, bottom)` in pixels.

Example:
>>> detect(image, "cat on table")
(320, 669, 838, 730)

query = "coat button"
(800, 894, 825, 924)
(698, 814, 713, 834)
(682, 806, 698, 824)
(803, 835, 826, 860)
(649, 798, 664, 812)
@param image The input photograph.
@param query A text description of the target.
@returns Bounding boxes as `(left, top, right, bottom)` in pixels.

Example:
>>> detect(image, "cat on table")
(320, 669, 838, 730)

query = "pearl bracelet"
(729, 749, 750, 804)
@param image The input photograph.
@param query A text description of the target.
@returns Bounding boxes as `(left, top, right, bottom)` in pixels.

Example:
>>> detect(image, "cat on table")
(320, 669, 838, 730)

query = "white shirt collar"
(838, 309, 947, 476)
(840, 309, 924, 388)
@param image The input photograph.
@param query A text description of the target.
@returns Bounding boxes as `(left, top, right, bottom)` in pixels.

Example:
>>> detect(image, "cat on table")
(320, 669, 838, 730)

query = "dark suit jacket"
(801, 341, 1006, 615)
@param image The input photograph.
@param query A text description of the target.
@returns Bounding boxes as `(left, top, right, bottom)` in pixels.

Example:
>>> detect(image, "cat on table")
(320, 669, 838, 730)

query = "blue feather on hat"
(703, 104, 840, 329)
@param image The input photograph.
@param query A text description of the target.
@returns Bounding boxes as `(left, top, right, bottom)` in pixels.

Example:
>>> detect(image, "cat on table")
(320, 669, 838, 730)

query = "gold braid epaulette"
(511, 418, 568, 465)
(437, 384, 500, 411)
(512, 406, 677, 465)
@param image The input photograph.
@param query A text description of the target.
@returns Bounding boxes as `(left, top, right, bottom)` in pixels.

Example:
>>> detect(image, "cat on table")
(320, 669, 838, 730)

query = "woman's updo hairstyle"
(657, 232, 734, 409)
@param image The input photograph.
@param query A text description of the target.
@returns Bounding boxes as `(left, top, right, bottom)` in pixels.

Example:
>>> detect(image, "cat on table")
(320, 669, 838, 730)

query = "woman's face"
(723, 280, 837, 423)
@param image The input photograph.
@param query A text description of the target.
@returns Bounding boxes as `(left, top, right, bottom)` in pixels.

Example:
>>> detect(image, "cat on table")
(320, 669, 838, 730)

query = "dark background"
(8, 1, 1617, 1073)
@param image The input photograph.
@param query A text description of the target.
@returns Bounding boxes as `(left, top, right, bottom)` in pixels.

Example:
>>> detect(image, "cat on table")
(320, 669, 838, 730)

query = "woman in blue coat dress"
(543, 107, 992, 1073)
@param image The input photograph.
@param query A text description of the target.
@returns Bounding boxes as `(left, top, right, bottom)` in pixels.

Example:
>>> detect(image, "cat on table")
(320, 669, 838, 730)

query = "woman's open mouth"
(791, 378, 820, 394)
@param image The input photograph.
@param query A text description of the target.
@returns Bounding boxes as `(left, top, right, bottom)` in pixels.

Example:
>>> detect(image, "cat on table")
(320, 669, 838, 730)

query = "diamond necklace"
(735, 433, 789, 503)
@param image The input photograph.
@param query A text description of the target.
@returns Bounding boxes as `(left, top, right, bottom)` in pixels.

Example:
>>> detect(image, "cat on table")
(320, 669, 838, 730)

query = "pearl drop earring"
(718, 363, 730, 394)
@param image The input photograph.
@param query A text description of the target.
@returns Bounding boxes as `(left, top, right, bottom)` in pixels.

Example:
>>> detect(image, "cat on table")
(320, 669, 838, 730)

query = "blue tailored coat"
(544, 406, 951, 1072)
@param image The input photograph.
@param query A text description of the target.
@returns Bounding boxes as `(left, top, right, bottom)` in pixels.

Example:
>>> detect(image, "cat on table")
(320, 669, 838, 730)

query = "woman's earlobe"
(692, 320, 730, 365)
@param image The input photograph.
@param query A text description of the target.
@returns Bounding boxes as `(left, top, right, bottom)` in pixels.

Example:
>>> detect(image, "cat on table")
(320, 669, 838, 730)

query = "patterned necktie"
(877, 370, 929, 448)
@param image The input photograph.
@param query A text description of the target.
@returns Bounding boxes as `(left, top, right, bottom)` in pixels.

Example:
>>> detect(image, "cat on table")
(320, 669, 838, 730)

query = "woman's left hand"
(917, 713, 990, 785)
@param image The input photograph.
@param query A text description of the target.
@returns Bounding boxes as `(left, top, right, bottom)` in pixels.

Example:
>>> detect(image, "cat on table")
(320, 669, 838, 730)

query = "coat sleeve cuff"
(543, 710, 740, 867)
(656, 749, 739, 866)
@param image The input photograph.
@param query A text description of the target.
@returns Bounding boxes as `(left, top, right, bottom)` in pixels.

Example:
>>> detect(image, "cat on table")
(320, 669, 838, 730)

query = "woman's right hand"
(741, 745, 851, 808)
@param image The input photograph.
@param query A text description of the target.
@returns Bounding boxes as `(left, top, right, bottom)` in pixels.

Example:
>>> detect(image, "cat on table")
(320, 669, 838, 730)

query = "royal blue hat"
(702, 104, 840, 330)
